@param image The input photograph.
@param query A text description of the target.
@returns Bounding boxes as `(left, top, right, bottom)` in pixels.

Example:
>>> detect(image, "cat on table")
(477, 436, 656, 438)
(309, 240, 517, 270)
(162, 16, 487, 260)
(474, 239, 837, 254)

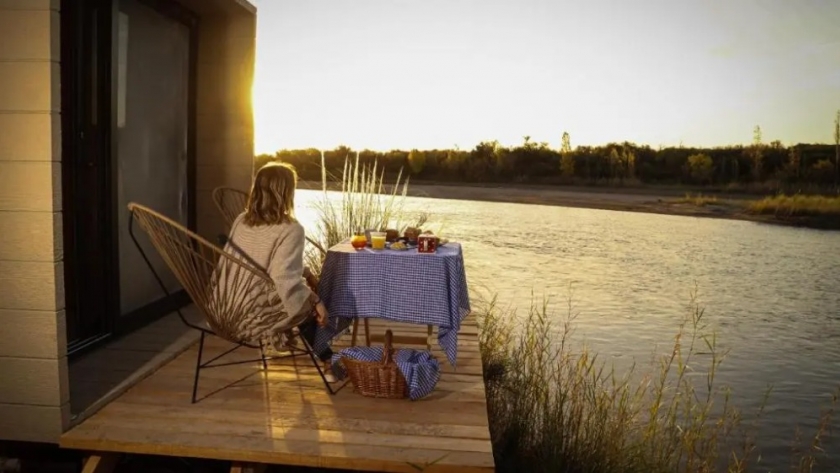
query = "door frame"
(61, 0, 200, 357)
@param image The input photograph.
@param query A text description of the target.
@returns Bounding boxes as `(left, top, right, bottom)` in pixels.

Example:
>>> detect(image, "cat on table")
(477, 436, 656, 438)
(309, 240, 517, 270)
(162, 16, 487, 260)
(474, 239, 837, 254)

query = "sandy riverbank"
(297, 181, 839, 230)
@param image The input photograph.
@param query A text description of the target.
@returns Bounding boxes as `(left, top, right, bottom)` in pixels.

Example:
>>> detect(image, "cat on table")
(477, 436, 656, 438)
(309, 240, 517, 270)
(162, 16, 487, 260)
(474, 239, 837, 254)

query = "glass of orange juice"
(370, 231, 387, 250)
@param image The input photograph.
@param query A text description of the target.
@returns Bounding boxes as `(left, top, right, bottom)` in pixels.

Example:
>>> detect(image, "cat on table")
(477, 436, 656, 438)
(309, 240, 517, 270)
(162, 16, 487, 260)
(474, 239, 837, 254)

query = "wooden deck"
(59, 315, 495, 472)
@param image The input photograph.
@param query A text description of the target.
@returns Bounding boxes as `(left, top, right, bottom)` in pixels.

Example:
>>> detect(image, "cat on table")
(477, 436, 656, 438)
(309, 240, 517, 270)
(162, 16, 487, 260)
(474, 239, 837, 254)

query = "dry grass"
(746, 194, 840, 217)
(303, 153, 428, 275)
(676, 193, 720, 206)
(477, 289, 838, 473)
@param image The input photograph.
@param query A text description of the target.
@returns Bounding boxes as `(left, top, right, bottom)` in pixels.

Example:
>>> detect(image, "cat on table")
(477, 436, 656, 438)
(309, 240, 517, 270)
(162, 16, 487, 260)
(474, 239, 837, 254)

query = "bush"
(746, 194, 840, 217)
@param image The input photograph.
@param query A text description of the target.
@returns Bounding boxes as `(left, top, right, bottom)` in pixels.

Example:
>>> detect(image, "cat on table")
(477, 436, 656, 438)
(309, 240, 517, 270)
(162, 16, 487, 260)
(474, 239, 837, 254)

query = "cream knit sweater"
(221, 213, 314, 344)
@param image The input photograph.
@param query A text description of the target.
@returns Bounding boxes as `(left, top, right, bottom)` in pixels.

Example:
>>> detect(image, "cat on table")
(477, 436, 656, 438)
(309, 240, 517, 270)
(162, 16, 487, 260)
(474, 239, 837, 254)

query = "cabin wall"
(0, 0, 70, 443)
(0, 0, 256, 444)
(194, 10, 257, 240)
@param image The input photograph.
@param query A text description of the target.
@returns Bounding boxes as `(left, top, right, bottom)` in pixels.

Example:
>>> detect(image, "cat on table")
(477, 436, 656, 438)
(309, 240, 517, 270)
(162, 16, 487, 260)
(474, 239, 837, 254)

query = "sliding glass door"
(115, 0, 193, 318)
(62, 0, 197, 356)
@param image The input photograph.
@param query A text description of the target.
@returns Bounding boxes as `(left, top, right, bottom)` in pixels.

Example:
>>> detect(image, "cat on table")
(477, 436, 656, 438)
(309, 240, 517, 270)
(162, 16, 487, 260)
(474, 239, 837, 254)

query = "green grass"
(477, 289, 838, 473)
(746, 194, 840, 217)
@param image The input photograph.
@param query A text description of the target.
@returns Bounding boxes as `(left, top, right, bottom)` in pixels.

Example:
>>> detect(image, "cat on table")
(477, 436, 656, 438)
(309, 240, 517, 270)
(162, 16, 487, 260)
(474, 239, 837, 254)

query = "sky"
(248, 0, 840, 154)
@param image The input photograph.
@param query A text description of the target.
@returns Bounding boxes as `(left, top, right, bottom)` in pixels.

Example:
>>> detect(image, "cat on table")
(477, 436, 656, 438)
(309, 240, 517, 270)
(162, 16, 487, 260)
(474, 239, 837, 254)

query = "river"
(296, 189, 840, 471)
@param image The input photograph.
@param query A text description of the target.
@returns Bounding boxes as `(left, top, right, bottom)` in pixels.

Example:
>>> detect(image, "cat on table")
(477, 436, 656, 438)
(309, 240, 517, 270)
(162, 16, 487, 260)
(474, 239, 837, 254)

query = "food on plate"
(390, 241, 408, 250)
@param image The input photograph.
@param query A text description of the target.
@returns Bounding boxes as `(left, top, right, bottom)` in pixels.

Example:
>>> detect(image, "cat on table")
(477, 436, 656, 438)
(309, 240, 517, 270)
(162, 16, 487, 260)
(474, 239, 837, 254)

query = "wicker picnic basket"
(341, 329, 408, 399)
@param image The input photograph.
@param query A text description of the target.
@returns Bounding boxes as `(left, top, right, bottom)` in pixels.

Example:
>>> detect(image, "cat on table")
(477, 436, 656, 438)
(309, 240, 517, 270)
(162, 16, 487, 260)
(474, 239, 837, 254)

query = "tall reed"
(477, 289, 838, 473)
(303, 154, 428, 275)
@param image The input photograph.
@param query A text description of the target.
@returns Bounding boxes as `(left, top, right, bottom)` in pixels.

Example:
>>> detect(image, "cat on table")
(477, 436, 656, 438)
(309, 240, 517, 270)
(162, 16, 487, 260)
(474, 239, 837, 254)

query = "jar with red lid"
(417, 233, 438, 253)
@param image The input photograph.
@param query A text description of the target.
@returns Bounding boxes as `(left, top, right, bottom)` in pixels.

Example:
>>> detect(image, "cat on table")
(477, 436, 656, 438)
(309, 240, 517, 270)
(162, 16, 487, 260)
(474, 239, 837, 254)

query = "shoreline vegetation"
(261, 122, 840, 230)
(303, 155, 838, 472)
(298, 179, 840, 230)
(478, 291, 839, 473)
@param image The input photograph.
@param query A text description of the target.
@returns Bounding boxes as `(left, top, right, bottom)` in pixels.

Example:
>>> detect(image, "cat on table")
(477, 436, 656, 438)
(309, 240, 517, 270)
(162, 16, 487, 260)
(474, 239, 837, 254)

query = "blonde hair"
(242, 162, 298, 226)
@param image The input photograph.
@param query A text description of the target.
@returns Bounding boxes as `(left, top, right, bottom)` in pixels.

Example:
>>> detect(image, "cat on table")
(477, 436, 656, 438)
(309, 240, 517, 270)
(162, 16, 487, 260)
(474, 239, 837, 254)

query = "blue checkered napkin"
(330, 347, 441, 401)
(318, 242, 471, 366)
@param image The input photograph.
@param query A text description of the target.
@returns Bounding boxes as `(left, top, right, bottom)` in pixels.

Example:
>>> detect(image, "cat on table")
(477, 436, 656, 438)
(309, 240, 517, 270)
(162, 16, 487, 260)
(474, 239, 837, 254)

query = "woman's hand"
(303, 266, 319, 292)
(314, 301, 329, 326)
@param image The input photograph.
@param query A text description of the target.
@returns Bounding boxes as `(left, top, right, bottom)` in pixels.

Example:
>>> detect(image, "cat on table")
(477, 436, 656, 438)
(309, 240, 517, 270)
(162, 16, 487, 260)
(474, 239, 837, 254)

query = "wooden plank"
(0, 260, 63, 311)
(0, 402, 69, 443)
(0, 113, 60, 162)
(115, 378, 487, 418)
(0, 161, 61, 212)
(0, 62, 59, 112)
(83, 402, 491, 440)
(0, 9, 56, 61)
(75, 410, 493, 453)
(0, 309, 65, 358)
(152, 358, 484, 384)
(0, 355, 68, 405)
(161, 338, 484, 366)
(81, 453, 120, 473)
(61, 425, 495, 473)
(0, 211, 62, 261)
(108, 391, 491, 428)
(141, 361, 485, 392)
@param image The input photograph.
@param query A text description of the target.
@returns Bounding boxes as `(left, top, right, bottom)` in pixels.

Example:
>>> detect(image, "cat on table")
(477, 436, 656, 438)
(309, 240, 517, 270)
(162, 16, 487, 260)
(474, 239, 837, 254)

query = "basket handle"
(382, 329, 394, 365)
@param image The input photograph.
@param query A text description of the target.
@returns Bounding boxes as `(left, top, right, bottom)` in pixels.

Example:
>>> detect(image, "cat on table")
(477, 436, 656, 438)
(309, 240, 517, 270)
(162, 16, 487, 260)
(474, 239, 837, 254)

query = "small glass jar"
(350, 230, 367, 250)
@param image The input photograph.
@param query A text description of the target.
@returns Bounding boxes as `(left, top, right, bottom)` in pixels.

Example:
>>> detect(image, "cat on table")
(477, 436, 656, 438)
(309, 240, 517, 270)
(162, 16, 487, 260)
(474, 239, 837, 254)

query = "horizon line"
(257, 139, 839, 155)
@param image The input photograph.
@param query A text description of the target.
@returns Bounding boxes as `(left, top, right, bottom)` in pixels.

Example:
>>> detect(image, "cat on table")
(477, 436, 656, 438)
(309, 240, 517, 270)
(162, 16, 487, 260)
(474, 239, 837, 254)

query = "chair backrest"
(127, 202, 296, 344)
(212, 186, 249, 227)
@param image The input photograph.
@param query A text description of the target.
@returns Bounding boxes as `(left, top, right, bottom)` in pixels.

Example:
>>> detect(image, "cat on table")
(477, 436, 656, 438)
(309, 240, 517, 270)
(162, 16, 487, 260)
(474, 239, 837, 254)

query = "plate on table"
(387, 240, 413, 251)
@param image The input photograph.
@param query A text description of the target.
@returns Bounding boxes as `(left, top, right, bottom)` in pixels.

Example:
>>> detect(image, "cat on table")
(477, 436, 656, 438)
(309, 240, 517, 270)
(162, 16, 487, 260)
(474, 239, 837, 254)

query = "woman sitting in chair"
(222, 161, 336, 381)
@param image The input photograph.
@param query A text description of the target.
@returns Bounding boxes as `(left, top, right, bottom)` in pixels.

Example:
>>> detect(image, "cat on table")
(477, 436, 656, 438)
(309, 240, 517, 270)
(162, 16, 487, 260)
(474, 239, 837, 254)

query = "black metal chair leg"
(191, 331, 206, 404)
(259, 342, 268, 370)
(298, 335, 347, 396)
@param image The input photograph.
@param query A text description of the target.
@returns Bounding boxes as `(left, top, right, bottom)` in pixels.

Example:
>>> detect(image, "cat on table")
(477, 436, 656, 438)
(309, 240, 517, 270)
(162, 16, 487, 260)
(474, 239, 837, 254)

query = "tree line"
(256, 117, 840, 192)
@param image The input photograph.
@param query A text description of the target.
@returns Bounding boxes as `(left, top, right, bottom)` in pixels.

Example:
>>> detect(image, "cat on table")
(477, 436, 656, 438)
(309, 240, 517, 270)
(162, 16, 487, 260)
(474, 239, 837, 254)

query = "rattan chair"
(212, 186, 326, 255)
(127, 202, 345, 403)
(211, 186, 249, 230)
(210, 186, 364, 348)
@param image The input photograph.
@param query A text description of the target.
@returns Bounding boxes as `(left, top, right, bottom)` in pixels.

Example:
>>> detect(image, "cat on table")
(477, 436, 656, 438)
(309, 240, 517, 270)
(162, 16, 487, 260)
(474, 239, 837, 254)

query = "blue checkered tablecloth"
(315, 240, 471, 366)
